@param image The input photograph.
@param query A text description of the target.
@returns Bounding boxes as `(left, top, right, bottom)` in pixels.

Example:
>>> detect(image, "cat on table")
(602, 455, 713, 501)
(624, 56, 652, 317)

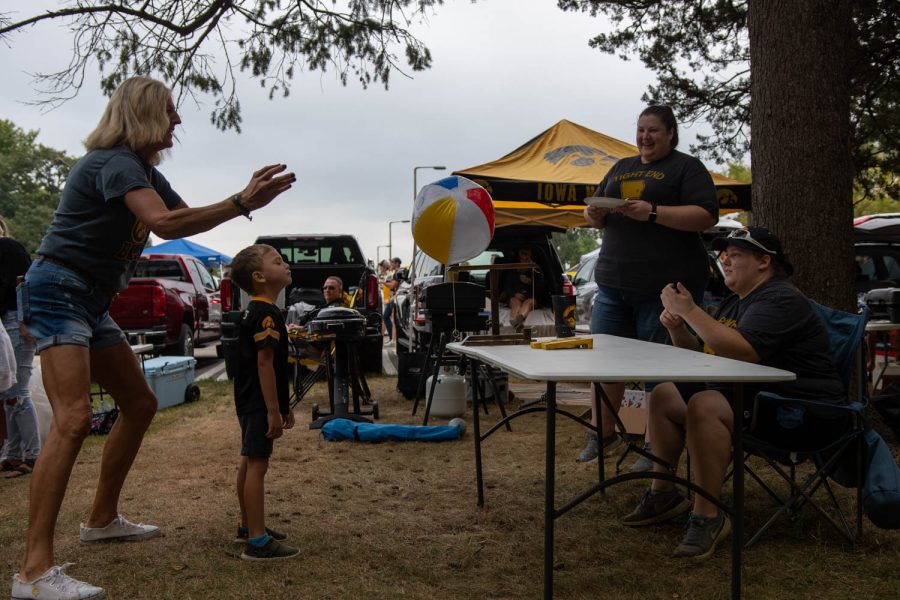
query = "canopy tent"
(453, 119, 750, 229)
(143, 238, 232, 268)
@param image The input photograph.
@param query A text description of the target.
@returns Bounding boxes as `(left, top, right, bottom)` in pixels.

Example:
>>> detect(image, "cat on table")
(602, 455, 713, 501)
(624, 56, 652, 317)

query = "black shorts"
(676, 383, 848, 449)
(675, 382, 762, 428)
(238, 411, 273, 458)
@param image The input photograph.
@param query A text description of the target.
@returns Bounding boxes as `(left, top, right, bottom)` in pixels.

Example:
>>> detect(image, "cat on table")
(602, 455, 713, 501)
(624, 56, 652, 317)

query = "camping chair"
(740, 301, 868, 547)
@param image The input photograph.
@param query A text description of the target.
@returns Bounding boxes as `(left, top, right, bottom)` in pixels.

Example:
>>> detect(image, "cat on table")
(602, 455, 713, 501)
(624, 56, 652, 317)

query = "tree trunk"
(749, 0, 854, 310)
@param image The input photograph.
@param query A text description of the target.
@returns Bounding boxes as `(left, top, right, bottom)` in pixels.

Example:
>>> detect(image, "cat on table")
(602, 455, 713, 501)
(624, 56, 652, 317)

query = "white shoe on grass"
(11, 563, 105, 599)
(79, 515, 160, 544)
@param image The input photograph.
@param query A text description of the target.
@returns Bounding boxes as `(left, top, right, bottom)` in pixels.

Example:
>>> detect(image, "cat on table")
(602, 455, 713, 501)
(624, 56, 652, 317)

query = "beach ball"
(412, 176, 494, 264)
(449, 417, 467, 436)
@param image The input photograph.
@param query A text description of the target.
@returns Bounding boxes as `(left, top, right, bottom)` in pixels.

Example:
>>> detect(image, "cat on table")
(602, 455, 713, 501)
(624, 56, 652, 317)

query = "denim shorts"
(590, 284, 670, 344)
(18, 258, 126, 353)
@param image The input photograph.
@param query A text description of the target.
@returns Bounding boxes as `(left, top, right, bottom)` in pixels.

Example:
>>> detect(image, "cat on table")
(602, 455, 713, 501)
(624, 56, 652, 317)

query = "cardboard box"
(619, 389, 647, 435)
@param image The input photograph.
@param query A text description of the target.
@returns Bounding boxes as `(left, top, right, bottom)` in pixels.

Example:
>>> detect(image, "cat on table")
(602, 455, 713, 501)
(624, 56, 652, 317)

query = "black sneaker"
(240, 538, 301, 561)
(575, 432, 625, 463)
(620, 489, 690, 527)
(234, 526, 288, 544)
(672, 511, 731, 560)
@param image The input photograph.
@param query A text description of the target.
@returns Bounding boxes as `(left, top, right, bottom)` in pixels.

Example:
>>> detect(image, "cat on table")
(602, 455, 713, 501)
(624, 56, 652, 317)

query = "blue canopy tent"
(143, 238, 232, 268)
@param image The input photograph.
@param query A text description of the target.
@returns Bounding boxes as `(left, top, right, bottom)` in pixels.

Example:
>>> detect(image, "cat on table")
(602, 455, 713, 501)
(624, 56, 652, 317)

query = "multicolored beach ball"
(412, 176, 495, 264)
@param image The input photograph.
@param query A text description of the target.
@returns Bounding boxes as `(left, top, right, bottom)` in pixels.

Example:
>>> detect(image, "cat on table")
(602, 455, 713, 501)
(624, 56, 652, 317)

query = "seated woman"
(619, 227, 844, 560)
(504, 247, 545, 328)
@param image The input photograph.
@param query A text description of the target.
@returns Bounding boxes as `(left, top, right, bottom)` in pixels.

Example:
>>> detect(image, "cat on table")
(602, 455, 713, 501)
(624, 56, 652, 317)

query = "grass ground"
(1, 376, 899, 599)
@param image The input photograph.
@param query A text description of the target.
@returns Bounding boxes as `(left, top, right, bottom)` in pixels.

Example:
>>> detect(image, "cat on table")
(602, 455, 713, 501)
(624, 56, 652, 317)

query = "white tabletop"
(447, 334, 795, 384)
(866, 320, 900, 332)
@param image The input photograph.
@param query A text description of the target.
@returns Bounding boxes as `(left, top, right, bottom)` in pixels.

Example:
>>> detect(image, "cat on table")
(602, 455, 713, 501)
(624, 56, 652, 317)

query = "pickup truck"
(220, 234, 383, 377)
(109, 253, 223, 356)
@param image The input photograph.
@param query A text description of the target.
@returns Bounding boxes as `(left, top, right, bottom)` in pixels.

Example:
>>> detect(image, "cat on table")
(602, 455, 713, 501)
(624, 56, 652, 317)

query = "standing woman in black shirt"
(578, 106, 718, 463)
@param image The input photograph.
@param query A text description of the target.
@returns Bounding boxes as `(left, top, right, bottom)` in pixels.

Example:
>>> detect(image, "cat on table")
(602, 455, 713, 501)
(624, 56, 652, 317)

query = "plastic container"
(143, 356, 198, 409)
(424, 369, 467, 418)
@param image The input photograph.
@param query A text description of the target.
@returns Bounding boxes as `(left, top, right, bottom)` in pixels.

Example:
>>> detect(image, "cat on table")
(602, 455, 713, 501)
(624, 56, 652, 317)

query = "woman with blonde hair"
(12, 76, 296, 600)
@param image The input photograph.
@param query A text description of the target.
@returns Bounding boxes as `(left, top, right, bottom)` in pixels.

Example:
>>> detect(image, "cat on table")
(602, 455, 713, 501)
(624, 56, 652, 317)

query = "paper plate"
(584, 196, 629, 208)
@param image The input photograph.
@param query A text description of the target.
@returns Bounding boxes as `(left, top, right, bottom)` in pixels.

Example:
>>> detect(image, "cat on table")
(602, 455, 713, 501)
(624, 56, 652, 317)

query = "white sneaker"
(11, 563, 105, 599)
(79, 515, 160, 544)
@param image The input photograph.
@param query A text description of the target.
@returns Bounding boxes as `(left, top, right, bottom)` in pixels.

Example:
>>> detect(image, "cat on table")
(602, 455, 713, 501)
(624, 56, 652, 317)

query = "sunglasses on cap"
(726, 228, 777, 255)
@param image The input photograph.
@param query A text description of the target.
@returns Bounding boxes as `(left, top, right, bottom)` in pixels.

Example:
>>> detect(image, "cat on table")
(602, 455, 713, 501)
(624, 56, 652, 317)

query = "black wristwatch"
(648, 202, 658, 223)
(230, 194, 252, 220)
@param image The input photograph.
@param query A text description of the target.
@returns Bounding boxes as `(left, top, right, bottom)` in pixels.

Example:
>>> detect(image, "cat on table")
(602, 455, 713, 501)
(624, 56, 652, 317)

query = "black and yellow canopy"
(453, 119, 749, 229)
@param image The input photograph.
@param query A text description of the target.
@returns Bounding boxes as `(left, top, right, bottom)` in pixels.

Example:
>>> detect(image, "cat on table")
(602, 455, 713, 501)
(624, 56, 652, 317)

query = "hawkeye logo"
(261, 316, 275, 329)
(718, 188, 739, 207)
(544, 145, 619, 168)
(116, 219, 151, 261)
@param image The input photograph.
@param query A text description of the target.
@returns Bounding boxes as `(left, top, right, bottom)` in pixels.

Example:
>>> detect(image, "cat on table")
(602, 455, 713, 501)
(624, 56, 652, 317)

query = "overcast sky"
(0, 1, 716, 264)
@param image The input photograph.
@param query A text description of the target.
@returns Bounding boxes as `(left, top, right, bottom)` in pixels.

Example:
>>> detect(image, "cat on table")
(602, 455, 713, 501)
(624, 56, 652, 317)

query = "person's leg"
(509, 296, 523, 324)
(390, 302, 399, 344)
(587, 284, 641, 437)
(647, 383, 688, 492)
(685, 390, 734, 517)
(383, 301, 394, 339)
(520, 297, 535, 322)
(19, 344, 92, 580)
(668, 390, 733, 559)
(3, 400, 24, 463)
(12, 397, 41, 465)
(82, 340, 158, 528)
(620, 383, 692, 526)
(236, 455, 249, 529)
(2, 311, 38, 465)
(243, 456, 269, 538)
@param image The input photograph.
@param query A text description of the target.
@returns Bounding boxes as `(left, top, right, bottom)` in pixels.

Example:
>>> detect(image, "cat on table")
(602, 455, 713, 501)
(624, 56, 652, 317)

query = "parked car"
(394, 225, 573, 354)
(109, 253, 223, 356)
(219, 234, 382, 377)
(570, 246, 600, 328)
(854, 214, 900, 294)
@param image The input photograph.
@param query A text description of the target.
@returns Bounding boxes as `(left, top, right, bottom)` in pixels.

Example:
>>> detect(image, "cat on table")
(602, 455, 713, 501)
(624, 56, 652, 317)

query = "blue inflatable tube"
(321, 418, 462, 442)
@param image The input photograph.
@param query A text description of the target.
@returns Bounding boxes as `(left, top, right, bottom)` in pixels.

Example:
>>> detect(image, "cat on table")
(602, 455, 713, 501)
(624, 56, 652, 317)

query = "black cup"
(552, 295, 576, 338)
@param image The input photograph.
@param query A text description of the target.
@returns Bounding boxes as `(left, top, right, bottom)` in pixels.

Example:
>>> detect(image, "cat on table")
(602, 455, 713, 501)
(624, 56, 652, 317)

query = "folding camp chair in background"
(740, 302, 869, 547)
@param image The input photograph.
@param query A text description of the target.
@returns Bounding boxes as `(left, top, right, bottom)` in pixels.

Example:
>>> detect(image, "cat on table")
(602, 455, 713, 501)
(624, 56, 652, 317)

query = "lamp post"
(411, 165, 446, 277)
(376, 244, 390, 263)
(388, 220, 411, 262)
(413, 165, 447, 203)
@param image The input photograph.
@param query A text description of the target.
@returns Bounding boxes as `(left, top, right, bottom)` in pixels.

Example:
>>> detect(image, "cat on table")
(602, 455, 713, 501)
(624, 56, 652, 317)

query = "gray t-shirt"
(710, 278, 844, 401)
(593, 150, 718, 296)
(38, 146, 183, 291)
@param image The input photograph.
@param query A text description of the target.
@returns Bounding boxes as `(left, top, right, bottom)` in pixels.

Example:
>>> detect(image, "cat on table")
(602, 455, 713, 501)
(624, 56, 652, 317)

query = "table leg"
(873, 331, 890, 392)
(732, 383, 744, 600)
(472, 359, 485, 507)
(544, 381, 556, 600)
(423, 331, 446, 426)
(594, 383, 605, 491)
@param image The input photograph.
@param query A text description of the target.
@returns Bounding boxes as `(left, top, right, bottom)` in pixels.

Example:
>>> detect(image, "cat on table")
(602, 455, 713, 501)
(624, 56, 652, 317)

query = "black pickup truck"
(220, 234, 383, 376)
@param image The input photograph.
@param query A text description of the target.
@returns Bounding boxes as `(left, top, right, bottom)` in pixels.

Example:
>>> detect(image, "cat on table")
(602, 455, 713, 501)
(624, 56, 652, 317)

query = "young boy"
(229, 244, 299, 560)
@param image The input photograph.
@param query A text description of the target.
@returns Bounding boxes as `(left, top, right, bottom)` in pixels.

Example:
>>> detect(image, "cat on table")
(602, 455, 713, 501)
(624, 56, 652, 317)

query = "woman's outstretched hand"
(240, 164, 297, 211)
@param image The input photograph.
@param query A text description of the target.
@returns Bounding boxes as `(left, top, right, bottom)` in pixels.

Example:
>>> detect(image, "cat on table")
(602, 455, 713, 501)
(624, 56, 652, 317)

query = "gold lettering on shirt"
(703, 316, 738, 355)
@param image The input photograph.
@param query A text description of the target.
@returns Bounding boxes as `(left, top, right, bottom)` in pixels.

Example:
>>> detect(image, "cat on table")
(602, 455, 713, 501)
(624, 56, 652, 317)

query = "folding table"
(447, 333, 795, 600)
